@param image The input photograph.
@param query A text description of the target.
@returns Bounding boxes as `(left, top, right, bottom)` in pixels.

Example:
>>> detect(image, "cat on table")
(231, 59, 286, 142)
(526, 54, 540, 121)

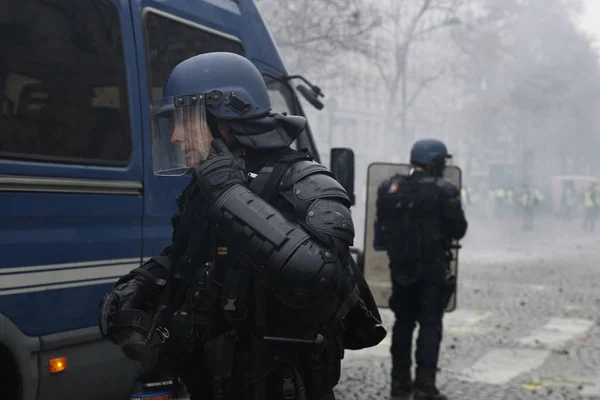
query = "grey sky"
(580, 0, 600, 46)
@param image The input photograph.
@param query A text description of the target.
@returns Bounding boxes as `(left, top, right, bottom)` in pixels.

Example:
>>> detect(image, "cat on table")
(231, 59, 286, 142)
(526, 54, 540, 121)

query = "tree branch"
(402, 66, 447, 115)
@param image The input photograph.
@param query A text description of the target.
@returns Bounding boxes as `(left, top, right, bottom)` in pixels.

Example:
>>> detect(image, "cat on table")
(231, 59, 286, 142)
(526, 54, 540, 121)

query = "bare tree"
(355, 0, 468, 146)
(448, 0, 600, 182)
(255, 0, 381, 78)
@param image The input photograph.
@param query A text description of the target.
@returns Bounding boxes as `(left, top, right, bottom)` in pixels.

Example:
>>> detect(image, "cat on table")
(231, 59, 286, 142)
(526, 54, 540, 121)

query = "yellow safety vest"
(534, 189, 544, 202)
(585, 190, 595, 208)
(461, 188, 468, 203)
(519, 192, 536, 207)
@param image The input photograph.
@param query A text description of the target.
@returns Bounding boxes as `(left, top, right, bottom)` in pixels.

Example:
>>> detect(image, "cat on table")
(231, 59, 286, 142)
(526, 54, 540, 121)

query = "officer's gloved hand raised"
(192, 139, 246, 206)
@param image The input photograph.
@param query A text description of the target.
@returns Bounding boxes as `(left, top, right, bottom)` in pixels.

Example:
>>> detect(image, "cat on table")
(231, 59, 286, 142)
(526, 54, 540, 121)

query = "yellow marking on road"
(522, 377, 593, 391)
(377, 336, 392, 347)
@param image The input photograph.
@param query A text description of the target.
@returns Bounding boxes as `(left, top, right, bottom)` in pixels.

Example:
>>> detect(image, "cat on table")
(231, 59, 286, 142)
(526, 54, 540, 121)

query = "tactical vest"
(585, 190, 595, 208)
(376, 174, 446, 284)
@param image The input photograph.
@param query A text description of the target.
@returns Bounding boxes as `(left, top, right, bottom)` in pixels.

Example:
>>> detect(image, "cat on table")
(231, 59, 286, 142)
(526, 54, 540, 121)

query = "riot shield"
(363, 162, 462, 312)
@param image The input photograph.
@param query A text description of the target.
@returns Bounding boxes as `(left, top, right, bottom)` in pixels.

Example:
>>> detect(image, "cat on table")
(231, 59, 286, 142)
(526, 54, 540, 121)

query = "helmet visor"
(150, 94, 214, 176)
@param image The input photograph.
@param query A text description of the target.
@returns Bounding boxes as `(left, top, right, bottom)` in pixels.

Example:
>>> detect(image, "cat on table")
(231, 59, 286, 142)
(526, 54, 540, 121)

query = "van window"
(0, 0, 132, 165)
(263, 76, 319, 151)
(265, 82, 291, 116)
(144, 12, 245, 100)
(142, 12, 314, 154)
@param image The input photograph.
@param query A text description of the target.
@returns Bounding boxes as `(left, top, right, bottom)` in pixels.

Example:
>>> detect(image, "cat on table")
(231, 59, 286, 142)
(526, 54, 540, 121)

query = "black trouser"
(389, 279, 445, 372)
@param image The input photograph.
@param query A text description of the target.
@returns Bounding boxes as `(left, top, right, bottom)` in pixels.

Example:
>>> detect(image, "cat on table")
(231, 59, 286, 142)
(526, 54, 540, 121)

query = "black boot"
(413, 367, 447, 400)
(391, 362, 412, 400)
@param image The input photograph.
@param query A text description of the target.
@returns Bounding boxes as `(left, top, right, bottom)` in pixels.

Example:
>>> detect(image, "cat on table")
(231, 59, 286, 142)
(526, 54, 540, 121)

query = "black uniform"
(99, 52, 385, 400)
(376, 170, 467, 392)
(104, 147, 385, 400)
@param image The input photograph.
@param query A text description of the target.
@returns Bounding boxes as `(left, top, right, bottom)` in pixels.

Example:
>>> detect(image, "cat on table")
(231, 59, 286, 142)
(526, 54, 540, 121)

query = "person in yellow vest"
(562, 182, 577, 220)
(492, 187, 505, 218)
(518, 183, 541, 230)
(505, 186, 515, 217)
(470, 185, 482, 207)
(461, 187, 471, 207)
(583, 183, 599, 232)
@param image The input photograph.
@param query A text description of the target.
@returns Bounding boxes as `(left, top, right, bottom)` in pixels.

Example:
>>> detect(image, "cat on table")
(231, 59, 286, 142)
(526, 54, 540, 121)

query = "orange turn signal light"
(49, 357, 67, 374)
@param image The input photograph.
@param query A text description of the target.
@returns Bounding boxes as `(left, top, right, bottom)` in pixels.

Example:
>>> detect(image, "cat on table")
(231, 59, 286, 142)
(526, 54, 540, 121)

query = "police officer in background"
(98, 52, 385, 400)
(376, 139, 467, 400)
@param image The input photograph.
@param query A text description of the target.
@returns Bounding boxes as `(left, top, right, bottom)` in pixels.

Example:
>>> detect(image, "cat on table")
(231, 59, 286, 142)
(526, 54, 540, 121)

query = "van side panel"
(36, 327, 136, 400)
(0, 0, 144, 335)
(0, 0, 144, 399)
(0, 191, 142, 336)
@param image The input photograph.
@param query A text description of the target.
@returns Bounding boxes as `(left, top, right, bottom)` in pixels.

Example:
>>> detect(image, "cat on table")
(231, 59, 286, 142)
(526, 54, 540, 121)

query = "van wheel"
(0, 344, 21, 400)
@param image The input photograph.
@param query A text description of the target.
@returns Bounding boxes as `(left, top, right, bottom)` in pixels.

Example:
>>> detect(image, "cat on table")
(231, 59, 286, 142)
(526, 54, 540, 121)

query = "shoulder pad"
(291, 171, 351, 207)
(378, 175, 409, 194)
(279, 160, 331, 190)
(435, 177, 460, 195)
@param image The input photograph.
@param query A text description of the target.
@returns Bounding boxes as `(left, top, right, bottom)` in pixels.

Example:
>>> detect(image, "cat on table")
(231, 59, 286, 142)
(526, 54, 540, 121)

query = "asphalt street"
(336, 216, 600, 400)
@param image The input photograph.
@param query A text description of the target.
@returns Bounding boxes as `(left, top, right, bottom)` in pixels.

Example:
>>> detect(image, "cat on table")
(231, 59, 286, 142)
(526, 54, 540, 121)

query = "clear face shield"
(150, 94, 214, 176)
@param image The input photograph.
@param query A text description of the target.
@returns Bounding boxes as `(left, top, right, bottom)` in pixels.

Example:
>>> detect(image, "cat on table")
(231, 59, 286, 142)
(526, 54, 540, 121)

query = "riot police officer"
(98, 52, 385, 400)
(376, 139, 467, 400)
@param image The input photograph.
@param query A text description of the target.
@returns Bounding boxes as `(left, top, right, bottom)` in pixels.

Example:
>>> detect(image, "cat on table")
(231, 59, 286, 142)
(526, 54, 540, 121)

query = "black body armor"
(121, 148, 385, 399)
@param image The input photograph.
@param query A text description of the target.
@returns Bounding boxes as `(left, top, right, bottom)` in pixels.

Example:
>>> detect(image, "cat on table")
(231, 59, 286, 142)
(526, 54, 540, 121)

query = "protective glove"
(98, 277, 148, 341)
(192, 139, 247, 207)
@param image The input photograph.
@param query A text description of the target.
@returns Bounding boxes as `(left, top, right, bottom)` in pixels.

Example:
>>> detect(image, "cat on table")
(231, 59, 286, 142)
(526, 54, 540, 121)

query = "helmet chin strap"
(207, 112, 224, 141)
(207, 114, 246, 155)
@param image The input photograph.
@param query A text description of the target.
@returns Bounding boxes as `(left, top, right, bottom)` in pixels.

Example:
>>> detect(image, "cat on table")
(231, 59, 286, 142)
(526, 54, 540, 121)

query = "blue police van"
(0, 0, 356, 399)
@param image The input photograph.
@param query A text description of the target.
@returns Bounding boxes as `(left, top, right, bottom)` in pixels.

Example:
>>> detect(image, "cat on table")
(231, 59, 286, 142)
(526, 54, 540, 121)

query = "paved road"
(336, 219, 600, 400)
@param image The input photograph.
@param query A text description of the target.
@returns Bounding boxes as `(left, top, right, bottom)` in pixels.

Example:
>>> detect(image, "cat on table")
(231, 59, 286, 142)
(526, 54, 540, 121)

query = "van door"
(130, 5, 246, 259)
(0, 0, 143, 336)
(0, 0, 143, 398)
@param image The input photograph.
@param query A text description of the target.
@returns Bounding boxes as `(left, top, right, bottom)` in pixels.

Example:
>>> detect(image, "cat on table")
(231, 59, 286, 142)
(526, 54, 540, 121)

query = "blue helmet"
(410, 139, 451, 167)
(162, 52, 271, 120)
(150, 52, 305, 176)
